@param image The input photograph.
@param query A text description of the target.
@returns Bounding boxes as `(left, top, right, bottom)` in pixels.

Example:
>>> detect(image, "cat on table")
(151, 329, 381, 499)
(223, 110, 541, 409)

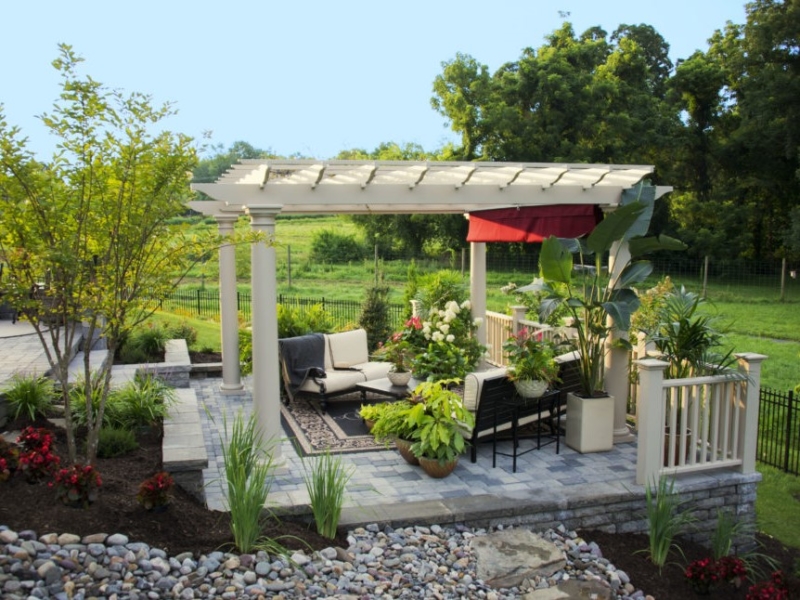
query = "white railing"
(484, 307, 573, 367)
(635, 354, 765, 485)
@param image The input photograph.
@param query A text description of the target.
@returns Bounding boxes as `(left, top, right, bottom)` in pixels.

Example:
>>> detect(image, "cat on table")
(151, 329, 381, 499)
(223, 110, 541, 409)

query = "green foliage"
(166, 320, 198, 347)
(358, 286, 392, 352)
(415, 270, 468, 313)
(3, 373, 55, 421)
(95, 427, 139, 458)
(369, 400, 417, 442)
(309, 229, 365, 263)
(68, 371, 108, 429)
(119, 323, 170, 364)
(300, 449, 354, 539)
(276, 303, 335, 338)
(646, 286, 735, 378)
(108, 372, 176, 429)
(407, 379, 476, 463)
(537, 191, 686, 396)
(643, 476, 696, 570)
(503, 328, 560, 383)
(238, 328, 253, 377)
(358, 402, 391, 424)
(218, 410, 276, 554)
(401, 260, 420, 320)
(0, 44, 205, 465)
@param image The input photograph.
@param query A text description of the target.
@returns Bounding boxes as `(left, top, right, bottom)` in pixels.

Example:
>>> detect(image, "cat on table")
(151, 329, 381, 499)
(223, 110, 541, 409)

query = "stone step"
(67, 349, 114, 385)
(162, 387, 208, 503)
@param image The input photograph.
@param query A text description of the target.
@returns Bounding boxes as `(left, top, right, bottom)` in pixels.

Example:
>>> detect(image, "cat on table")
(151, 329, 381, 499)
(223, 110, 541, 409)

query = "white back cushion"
(327, 329, 369, 368)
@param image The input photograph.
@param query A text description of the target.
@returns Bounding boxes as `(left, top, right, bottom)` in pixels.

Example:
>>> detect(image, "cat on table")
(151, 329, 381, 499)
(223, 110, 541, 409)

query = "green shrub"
(3, 373, 55, 421)
(119, 323, 169, 364)
(96, 427, 139, 458)
(416, 270, 468, 313)
(108, 372, 176, 429)
(277, 303, 334, 338)
(69, 371, 109, 428)
(167, 320, 198, 347)
(239, 328, 253, 376)
(309, 229, 365, 262)
(359, 286, 392, 352)
(643, 476, 696, 570)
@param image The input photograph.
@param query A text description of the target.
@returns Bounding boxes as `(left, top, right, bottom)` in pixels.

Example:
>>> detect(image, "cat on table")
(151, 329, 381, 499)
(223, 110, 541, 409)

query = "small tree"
(0, 45, 209, 464)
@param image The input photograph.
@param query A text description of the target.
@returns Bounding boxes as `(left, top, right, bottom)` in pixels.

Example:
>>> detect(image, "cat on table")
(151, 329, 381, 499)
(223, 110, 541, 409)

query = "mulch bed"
(2, 398, 798, 598)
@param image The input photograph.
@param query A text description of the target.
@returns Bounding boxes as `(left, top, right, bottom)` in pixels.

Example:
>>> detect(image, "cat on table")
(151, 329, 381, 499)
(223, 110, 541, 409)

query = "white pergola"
(190, 160, 671, 462)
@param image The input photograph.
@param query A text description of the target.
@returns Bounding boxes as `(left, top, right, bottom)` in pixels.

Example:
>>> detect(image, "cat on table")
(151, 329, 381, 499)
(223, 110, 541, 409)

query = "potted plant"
(369, 399, 419, 464)
(406, 379, 476, 478)
(358, 402, 391, 432)
(503, 327, 560, 398)
(373, 333, 414, 386)
(532, 186, 685, 452)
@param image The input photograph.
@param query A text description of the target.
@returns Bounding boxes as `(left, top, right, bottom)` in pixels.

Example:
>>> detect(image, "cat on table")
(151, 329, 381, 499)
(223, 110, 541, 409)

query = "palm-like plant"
(534, 188, 686, 398)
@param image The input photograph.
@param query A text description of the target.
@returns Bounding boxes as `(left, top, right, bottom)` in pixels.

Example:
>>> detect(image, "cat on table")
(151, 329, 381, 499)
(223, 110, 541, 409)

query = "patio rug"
(280, 391, 394, 457)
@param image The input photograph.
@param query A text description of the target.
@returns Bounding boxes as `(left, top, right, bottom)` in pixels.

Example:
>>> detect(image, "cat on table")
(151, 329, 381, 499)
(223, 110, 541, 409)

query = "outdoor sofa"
(279, 328, 391, 411)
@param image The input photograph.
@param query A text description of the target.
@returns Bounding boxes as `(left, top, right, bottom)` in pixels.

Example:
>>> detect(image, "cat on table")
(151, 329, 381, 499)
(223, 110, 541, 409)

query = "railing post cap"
(635, 357, 670, 370)
(735, 352, 769, 363)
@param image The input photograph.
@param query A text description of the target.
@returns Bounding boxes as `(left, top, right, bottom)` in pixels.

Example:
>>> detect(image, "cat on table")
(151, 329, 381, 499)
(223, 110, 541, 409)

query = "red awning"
(466, 204, 601, 243)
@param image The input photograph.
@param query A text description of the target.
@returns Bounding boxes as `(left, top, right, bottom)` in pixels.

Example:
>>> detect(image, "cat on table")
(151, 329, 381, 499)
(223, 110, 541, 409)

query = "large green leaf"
(614, 261, 654, 289)
(586, 201, 647, 255)
(629, 235, 687, 257)
(539, 236, 573, 284)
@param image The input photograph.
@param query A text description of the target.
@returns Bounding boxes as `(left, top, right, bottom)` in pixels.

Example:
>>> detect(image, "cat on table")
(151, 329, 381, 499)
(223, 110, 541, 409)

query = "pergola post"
(245, 204, 283, 462)
(216, 214, 243, 394)
(470, 241, 487, 348)
(607, 237, 636, 443)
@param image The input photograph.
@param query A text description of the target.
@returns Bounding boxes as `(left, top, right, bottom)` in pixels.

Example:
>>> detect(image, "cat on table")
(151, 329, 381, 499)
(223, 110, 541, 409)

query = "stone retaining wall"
(338, 470, 761, 551)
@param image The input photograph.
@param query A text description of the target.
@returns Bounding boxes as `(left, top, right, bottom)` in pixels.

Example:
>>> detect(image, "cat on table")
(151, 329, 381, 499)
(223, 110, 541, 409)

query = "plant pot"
(663, 427, 692, 466)
(565, 392, 614, 453)
(394, 437, 419, 465)
(418, 456, 458, 478)
(364, 419, 376, 432)
(387, 371, 412, 387)
(513, 379, 548, 398)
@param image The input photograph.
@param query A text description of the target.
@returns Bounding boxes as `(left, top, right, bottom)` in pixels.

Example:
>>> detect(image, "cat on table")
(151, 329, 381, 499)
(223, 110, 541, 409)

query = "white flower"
(460, 300, 471, 310)
(423, 324, 432, 335)
(439, 323, 450, 334)
(443, 309, 457, 323)
(438, 309, 446, 318)
(446, 334, 455, 343)
(447, 300, 461, 314)
(432, 331, 445, 342)
(473, 317, 483, 327)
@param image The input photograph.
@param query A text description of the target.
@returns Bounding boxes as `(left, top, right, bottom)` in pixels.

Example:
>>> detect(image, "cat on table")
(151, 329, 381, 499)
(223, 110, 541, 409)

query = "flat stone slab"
(522, 579, 612, 600)
(471, 528, 567, 589)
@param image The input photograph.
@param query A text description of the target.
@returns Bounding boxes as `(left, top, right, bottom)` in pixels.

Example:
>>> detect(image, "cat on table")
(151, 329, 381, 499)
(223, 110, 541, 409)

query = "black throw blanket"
(279, 333, 327, 399)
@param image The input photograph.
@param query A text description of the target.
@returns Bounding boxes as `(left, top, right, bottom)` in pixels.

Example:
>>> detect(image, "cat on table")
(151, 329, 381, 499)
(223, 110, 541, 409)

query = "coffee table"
(356, 377, 420, 402)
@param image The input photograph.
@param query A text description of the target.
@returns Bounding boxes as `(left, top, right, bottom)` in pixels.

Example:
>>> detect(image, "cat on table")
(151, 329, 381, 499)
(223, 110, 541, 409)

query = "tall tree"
(0, 45, 210, 464)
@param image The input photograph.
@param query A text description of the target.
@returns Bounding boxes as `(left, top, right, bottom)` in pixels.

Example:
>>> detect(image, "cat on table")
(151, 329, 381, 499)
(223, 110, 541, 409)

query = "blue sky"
(1, 1, 746, 160)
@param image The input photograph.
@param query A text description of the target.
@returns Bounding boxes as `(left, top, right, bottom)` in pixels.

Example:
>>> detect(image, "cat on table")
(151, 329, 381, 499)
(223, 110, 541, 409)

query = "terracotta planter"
(418, 456, 458, 478)
(513, 379, 548, 398)
(387, 371, 412, 387)
(394, 437, 419, 465)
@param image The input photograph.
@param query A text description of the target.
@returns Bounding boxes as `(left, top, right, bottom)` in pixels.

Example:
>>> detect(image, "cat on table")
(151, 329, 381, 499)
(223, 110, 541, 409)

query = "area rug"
(280, 391, 394, 456)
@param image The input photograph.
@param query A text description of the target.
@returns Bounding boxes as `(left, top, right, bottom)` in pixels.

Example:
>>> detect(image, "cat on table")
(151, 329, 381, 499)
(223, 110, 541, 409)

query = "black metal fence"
(758, 387, 800, 475)
(156, 290, 406, 330)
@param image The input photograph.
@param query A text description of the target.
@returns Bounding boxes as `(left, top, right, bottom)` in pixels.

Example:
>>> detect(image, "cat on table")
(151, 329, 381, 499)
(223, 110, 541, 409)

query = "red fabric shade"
(466, 204, 601, 243)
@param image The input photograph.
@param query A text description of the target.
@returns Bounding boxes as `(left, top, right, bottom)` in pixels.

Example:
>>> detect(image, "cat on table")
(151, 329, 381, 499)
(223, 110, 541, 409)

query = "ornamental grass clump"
(219, 410, 277, 554)
(3, 372, 55, 421)
(51, 463, 102, 508)
(301, 449, 354, 539)
(643, 475, 696, 570)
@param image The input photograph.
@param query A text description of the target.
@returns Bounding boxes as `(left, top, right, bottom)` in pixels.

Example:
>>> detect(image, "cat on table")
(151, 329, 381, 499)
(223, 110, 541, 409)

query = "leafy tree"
(193, 141, 277, 184)
(0, 45, 211, 464)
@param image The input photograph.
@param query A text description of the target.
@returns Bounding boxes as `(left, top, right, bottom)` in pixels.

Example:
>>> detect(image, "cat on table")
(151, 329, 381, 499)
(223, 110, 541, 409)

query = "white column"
(635, 358, 669, 485)
(245, 205, 283, 462)
(736, 353, 767, 474)
(470, 242, 487, 346)
(606, 238, 635, 443)
(216, 214, 243, 394)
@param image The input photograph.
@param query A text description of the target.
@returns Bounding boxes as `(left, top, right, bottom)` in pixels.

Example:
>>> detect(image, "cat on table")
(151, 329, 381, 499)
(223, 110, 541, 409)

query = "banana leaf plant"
(530, 186, 686, 398)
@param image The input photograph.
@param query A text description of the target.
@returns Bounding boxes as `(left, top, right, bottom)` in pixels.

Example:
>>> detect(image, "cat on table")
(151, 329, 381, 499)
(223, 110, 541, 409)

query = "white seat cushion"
(326, 329, 369, 368)
(462, 367, 507, 412)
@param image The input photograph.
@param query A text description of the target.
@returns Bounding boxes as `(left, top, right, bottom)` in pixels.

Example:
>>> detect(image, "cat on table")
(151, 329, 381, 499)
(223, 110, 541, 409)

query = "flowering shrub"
(409, 300, 486, 381)
(137, 471, 174, 510)
(747, 571, 789, 600)
(16, 427, 60, 482)
(502, 327, 560, 383)
(685, 557, 721, 594)
(685, 556, 748, 594)
(373, 318, 422, 373)
(0, 438, 20, 482)
(51, 463, 102, 507)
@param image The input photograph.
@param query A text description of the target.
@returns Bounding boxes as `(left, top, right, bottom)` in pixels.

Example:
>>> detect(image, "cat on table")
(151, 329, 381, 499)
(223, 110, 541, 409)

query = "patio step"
(162, 387, 208, 503)
(66, 349, 113, 385)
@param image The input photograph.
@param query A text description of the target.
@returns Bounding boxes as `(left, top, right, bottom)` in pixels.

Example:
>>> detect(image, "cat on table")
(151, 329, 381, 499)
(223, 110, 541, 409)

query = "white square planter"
(565, 392, 614, 453)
